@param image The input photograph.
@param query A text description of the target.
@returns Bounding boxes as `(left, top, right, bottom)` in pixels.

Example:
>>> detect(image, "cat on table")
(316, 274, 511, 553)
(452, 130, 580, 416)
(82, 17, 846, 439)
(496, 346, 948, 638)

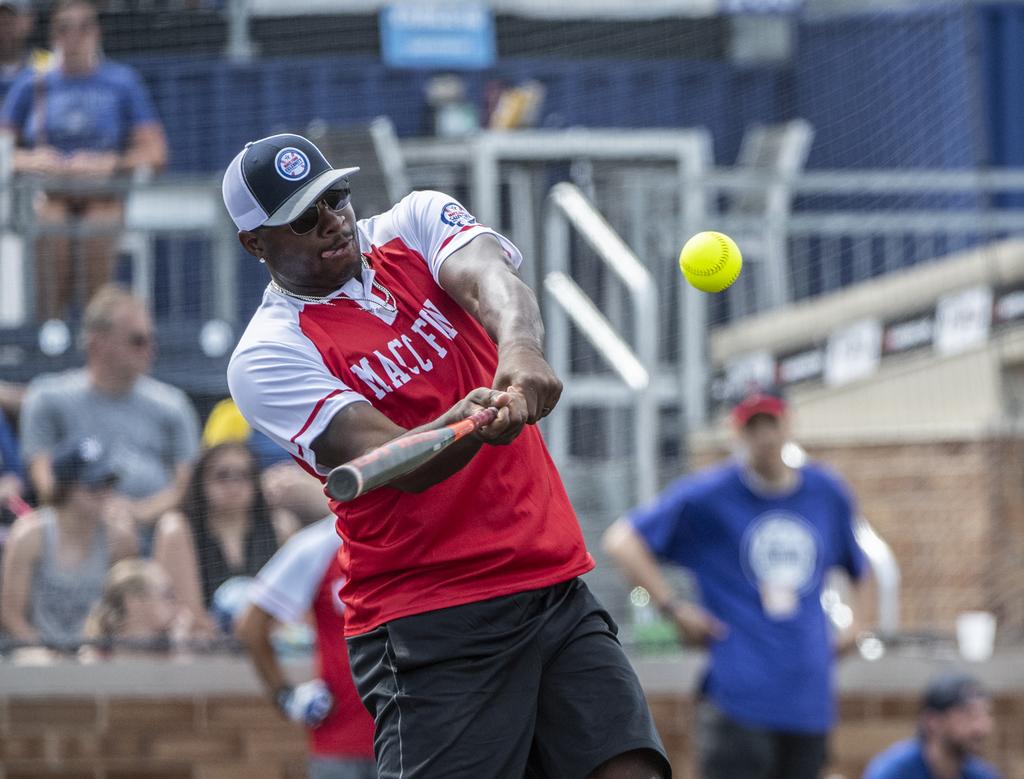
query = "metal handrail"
(855, 516, 902, 635)
(544, 273, 650, 391)
(788, 443, 901, 636)
(543, 182, 660, 505)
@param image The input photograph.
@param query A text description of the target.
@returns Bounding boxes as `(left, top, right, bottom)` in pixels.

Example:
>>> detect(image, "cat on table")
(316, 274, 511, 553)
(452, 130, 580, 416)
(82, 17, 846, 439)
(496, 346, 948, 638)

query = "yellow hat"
(202, 398, 251, 448)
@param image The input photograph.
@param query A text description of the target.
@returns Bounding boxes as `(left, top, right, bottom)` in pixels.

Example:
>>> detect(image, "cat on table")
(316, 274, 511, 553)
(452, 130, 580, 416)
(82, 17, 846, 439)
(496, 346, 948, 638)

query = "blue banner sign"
(381, 3, 496, 70)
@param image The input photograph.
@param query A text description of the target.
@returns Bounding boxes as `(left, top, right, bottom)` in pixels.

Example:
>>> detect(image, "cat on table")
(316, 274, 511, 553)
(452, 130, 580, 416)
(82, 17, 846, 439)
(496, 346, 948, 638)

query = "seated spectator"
(0, 0, 50, 106)
(81, 557, 181, 658)
(0, 404, 29, 524)
(19, 284, 200, 554)
(203, 396, 331, 525)
(0, 0, 167, 321)
(154, 441, 298, 636)
(0, 437, 136, 648)
(864, 672, 1001, 779)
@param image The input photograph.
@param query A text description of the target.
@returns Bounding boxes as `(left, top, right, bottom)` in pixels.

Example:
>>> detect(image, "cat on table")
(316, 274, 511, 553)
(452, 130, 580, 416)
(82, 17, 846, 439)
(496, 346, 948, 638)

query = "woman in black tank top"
(154, 442, 298, 636)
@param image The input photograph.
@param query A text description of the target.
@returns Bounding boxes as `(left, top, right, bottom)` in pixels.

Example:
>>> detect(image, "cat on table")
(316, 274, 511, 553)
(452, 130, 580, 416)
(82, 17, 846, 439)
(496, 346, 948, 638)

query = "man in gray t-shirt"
(20, 285, 199, 548)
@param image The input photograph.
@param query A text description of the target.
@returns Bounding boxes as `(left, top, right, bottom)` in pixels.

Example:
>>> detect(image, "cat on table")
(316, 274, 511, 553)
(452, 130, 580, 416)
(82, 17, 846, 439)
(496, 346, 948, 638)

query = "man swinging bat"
(223, 133, 670, 779)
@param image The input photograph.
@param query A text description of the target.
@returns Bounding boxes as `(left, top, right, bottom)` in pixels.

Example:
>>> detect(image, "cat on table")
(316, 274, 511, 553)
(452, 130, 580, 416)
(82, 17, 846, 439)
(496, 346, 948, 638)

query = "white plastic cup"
(956, 611, 996, 662)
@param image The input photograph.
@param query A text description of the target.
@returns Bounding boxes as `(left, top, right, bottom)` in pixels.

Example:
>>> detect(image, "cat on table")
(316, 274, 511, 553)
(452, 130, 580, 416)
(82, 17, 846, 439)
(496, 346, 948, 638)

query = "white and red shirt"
(247, 518, 375, 758)
(229, 191, 593, 635)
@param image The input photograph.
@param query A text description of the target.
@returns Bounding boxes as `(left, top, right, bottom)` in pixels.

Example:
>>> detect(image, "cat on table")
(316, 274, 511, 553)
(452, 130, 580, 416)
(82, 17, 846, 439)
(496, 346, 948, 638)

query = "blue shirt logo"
(275, 148, 311, 181)
(742, 512, 820, 596)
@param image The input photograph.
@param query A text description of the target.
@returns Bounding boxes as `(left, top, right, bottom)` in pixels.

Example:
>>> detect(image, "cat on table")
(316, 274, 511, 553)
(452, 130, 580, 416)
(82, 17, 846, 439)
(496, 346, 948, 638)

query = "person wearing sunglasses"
(153, 441, 299, 639)
(223, 134, 669, 779)
(0, 0, 167, 321)
(19, 284, 200, 556)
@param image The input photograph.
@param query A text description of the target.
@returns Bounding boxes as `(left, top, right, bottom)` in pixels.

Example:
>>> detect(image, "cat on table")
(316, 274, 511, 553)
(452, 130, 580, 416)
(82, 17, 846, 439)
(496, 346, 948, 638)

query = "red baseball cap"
(731, 387, 787, 427)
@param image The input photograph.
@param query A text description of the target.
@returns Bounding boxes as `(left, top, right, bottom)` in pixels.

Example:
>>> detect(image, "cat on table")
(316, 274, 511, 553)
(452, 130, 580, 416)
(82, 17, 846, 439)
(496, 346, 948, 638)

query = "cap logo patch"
(440, 202, 476, 227)
(275, 147, 311, 181)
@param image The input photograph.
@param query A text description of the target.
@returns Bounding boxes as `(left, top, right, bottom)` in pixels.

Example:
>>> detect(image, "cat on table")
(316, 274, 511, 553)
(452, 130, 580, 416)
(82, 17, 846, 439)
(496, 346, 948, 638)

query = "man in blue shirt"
(864, 673, 1001, 779)
(604, 386, 868, 779)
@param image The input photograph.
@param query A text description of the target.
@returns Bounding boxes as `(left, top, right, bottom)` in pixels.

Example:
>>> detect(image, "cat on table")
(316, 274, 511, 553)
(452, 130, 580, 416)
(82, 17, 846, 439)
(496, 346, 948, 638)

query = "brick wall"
(652, 690, 1024, 779)
(809, 438, 1024, 640)
(0, 696, 308, 779)
(693, 437, 1024, 639)
(2, 690, 1021, 779)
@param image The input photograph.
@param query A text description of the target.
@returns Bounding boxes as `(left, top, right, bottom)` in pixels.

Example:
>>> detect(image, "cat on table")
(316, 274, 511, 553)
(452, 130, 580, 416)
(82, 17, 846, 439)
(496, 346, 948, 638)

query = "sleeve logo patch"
(440, 202, 477, 227)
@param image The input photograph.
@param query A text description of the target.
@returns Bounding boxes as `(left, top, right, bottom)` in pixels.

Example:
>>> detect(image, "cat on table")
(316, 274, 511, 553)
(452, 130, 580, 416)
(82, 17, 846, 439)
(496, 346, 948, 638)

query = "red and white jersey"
(248, 517, 375, 759)
(229, 191, 593, 635)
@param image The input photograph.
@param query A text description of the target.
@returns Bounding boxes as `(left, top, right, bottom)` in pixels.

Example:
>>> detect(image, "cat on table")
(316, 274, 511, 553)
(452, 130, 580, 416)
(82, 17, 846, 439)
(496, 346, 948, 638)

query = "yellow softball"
(678, 231, 743, 293)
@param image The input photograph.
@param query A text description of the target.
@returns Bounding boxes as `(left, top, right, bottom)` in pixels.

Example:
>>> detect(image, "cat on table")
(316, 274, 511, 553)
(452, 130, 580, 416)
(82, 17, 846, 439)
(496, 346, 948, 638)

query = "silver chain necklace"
(269, 256, 397, 314)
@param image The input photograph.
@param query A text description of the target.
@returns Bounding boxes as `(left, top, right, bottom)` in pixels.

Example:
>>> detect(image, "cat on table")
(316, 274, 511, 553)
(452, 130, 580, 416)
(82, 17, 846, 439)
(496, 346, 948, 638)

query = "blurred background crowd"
(1, 0, 1023, 777)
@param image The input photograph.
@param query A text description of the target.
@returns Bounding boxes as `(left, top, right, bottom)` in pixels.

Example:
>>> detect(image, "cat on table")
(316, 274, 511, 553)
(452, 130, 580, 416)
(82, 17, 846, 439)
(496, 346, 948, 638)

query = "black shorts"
(697, 699, 828, 779)
(347, 578, 670, 779)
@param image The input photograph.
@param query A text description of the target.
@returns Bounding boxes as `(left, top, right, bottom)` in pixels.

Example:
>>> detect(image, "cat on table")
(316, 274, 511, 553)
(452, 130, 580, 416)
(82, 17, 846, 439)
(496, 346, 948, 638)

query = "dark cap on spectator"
(0, 0, 31, 11)
(221, 133, 359, 231)
(52, 437, 118, 488)
(731, 385, 788, 427)
(922, 673, 987, 712)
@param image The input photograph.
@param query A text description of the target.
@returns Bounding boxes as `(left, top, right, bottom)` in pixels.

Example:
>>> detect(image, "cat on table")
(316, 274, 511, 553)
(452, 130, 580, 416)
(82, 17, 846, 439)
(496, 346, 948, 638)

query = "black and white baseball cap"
(222, 133, 359, 232)
(52, 437, 118, 489)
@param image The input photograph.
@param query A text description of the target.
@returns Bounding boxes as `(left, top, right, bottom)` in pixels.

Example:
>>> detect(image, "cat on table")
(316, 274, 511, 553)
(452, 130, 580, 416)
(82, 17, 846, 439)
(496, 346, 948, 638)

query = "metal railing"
(704, 167, 1024, 307)
(0, 171, 236, 328)
(403, 128, 714, 427)
(544, 182, 663, 506)
(856, 517, 901, 635)
(539, 181, 907, 636)
(120, 177, 239, 323)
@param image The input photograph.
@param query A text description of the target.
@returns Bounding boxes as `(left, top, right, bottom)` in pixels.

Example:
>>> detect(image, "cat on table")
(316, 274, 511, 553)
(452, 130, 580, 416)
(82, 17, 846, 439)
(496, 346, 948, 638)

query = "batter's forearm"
(375, 401, 492, 493)
(388, 435, 487, 493)
(314, 397, 494, 494)
(440, 234, 545, 354)
(478, 274, 545, 354)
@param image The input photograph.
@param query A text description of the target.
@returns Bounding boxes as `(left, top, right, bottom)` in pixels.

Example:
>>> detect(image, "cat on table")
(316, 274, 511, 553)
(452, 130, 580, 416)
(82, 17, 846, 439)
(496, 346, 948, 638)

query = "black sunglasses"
(54, 19, 99, 35)
(209, 467, 251, 483)
(287, 185, 352, 235)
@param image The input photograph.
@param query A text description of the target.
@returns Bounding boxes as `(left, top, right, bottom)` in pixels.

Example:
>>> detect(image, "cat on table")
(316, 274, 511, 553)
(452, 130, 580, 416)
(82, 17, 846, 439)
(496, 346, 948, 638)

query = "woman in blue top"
(0, 0, 167, 321)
